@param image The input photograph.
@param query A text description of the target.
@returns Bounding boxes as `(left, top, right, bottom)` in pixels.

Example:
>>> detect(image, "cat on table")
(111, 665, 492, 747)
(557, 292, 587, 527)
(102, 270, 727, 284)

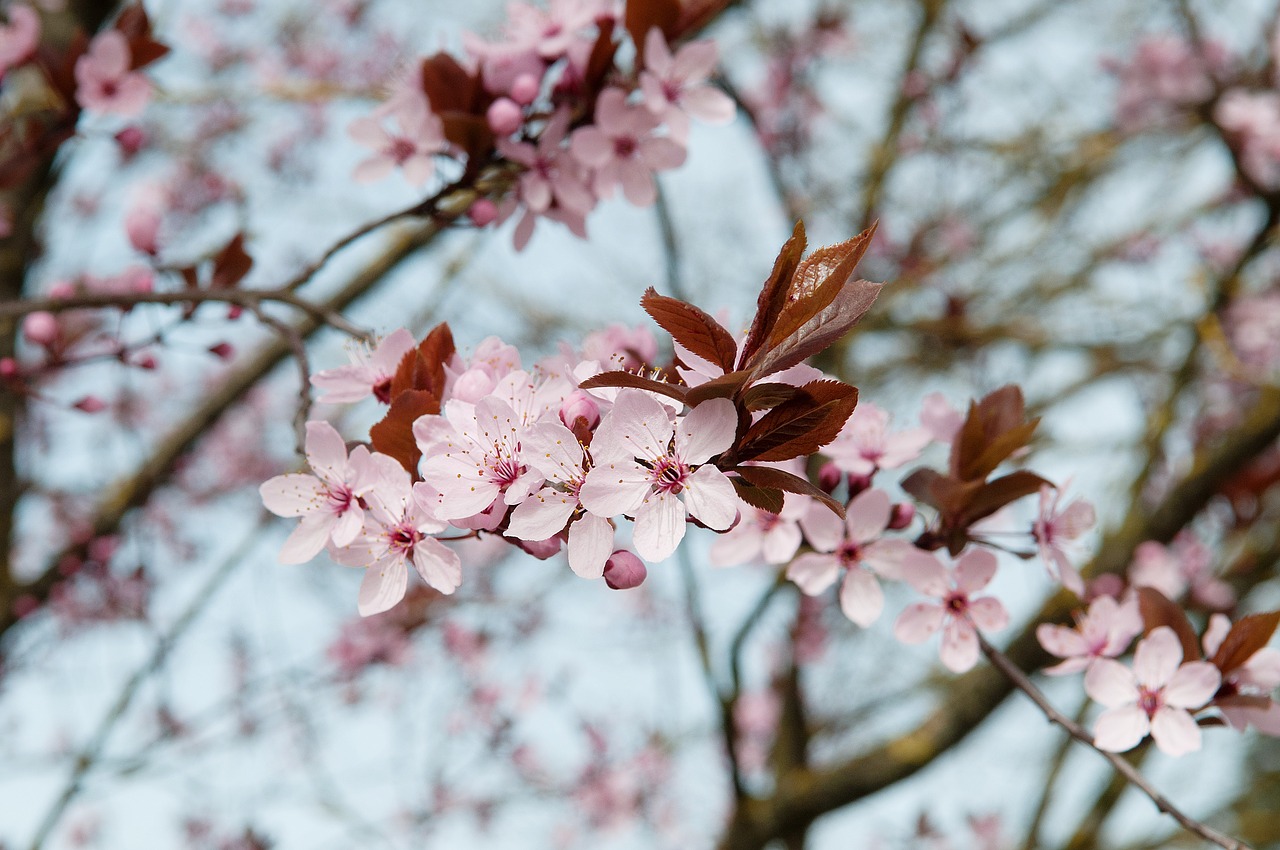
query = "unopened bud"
(559, 390, 600, 431)
(486, 97, 523, 136)
(510, 73, 540, 105)
(846, 471, 873, 497)
(74, 396, 107, 414)
(132, 353, 157, 370)
(0, 358, 17, 379)
(48, 282, 75, 300)
(468, 198, 498, 227)
(12, 594, 39, 619)
(818, 462, 843, 493)
(603, 550, 647, 590)
(227, 305, 243, 320)
(22, 311, 59, 346)
(208, 342, 234, 360)
(115, 126, 147, 157)
(888, 502, 915, 530)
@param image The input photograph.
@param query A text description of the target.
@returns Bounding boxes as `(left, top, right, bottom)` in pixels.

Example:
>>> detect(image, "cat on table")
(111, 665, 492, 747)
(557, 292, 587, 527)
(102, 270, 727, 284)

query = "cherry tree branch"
(976, 633, 1251, 850)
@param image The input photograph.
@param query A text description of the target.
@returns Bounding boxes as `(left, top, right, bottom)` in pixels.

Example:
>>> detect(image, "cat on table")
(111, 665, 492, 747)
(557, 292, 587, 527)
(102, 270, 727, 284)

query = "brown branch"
(978, 633, 1251, 850)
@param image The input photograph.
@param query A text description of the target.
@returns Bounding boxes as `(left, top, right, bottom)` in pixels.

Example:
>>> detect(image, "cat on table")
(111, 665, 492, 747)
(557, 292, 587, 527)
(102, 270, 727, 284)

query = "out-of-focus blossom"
(823, 401, 931, 476)
(497, 110, 597, 249)
(1031, 484, 1095, 595)
(894, 547, 1008, 672)
(1215, 89, 1280, 187)
(1128, 536, 1234, 611)
(348, 97, 446, 185)
(571, 87, 686, 207)
(1036, 594, 1142, 675)
(1109, 36, 1223, 133)
(639, 29, 735, 143)
(310, 328, 415, 405)
(0, 5, 39, 77)
(1226, 290, 1280, 376)
(74, 30, 153, 117)
(1085, 626, 1220, 756)
(1202, 613, 1280, 735)
(711, 493, 808, 567)
(920, 392, 963, 445)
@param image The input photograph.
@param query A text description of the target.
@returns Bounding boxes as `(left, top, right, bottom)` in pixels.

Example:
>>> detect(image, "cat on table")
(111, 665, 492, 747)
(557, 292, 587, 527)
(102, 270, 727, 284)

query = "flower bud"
(227, 305, 243, 320)
(888, 502, 915, 530)
(0, 358, 17, 379)
(451, 368, 495, 404)
(846, 471, 873, 497)
(208, 342, 234, 360)
(603, 550, 646, 590)
(468, 198, 498, 227)
(510, 73, 540, 105)
(115, 126, 147, 158)
(21, 311, 59, 347)
(48, 282, 75, 300)
(132, 353, 157, 370)
(559, 390, 600, 431)
(817, 462, 843, 493)
(74, 396, 107, 413)
(486, 98, 523, 136)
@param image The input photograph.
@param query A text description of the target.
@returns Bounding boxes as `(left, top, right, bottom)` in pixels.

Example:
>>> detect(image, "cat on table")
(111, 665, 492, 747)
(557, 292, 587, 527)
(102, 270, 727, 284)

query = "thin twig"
(977, 633, 1251, 850)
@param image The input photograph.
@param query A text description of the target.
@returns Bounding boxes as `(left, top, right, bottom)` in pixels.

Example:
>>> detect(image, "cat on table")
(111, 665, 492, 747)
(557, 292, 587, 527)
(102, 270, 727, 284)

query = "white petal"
(677, 398, 737, 464)
(839, 568, 883, 627)
(845, 488, 891, 544)
(506, 489, 576, 541)
(967, 596, 1009, 632)
(578, 463, 651, 517)
(786, 553, 838, 595)
(1149, 707, 1202, 757)
(260, 473, 324, 517)
(954, 548, 998, 593)
(1084, 659, 1139, 707)
(895, 602, 946, 644)
(1134, 627, 1183, 689)
(682, 466, 738, 530)
(412, 537, 461, 595)
(901, 549, 949, 598)
(358, 558, 407, 616)
(278, 515, 331, 564)
(940, 618, 980, 672)
(1093, 705, 1150, 752)
(1162, 661, 1221, 709)
(632, 492, 686, 562)
(567, 513, 613, 579)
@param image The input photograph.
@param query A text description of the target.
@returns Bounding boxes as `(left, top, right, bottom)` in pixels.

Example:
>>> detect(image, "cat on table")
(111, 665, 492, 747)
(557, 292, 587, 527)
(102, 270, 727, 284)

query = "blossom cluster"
(347, 0, 734, 248)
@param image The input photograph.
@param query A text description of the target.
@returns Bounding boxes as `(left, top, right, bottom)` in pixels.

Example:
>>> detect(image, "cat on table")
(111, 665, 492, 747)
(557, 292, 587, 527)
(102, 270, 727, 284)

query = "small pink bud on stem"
(603, 550, 646, 590)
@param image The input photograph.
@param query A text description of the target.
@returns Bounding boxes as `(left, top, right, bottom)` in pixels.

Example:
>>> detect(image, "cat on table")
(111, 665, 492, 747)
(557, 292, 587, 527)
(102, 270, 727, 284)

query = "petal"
(786, 553, 838, 595)
(412, 537, 462, 595)
(591, 389, 673, 463)
(567, 513, 613, 579)
(570, 126, 613, 167)
(1149, 708, 1202, 757)
(1084, 659, 1139, 707)
(618, 160, 657, 207)
(631, 492, 687, 562)
(358, 557, 408, 616)
(643, 27, 673, 73)
(682, 466, 738, 530)
(677, 398, 737, 464)
(506, 488, 576, 540)
(278, 515, 332, 564)
(1037, 623, 1089, 660)
(967, 596, 1008, 632)
(578, 463, 650, 517)
(845, 488, 890, 544)
(1162, 661, 1221, 709)
(954, 548, 998, 593)
(839, 568, 883, 628)
(682, 85, 736, 124)
(940, 619, 980, 672)
(638, 137, 686, 172)
(330, 505, 365, 548)
(1093, 705, 1150, 753)
(860, 538, 912, 580)
(370, 328, 418, 373)
(305, 420, 348, 483)
(894, 602, 946, 644)
(760, 522, 802, 564)
(1133, 627, 1183, 689)
(798, 502, 843, 552)
(260, 473, 324, 517)
(900, 549, 949, 598)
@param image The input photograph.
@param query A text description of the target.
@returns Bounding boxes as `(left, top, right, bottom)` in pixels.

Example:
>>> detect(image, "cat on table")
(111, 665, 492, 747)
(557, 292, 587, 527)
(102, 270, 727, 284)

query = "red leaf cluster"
(369, 324, 455, 473)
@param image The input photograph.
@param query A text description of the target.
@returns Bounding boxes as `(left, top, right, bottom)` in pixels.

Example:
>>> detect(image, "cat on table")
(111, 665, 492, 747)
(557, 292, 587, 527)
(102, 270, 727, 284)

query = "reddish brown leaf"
(389, 324, 455, 400)
(114, 4, 151, 40)
(742, 382, 802, 411)
(370, 390, 440, 474)
(440, 114, 495, 165)
(1136, 587, 1202, 662)
(641, 287, 737, 372)
(419, 52, 483, 113)
(956, 470, 1052, 528)
(735, 380, 858, 463)
(740, 221, 806, 369)
(748, 278, 883, 381)
(578, 370, 689, 404)
(683, 369, 751, 406)
(1211, 610, 1280, 676)
(584, 18, 620, 92)
(730, 477, 785, 515)
(211, 233, 252, 290)
(765, 223, 878, 352)
(733, 464, 845, 519)
(951, 385, 1032, 481)
(624, 0, 681, 60)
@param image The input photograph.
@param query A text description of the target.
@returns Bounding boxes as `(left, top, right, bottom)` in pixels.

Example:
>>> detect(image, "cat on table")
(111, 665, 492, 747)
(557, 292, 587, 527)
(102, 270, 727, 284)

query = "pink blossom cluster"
(1215, 89, 1280, 187)
(348, 0, 734, 248)
(1107, 35, 1225, 134)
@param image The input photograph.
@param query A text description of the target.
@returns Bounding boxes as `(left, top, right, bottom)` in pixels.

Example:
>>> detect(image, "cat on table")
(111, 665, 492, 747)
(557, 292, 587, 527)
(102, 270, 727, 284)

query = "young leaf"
(390, 322, 454, 399)
(951, 385, 1032, 481)
(730, 477, 785, 514)
(742, 382, 802, 411)
(624, 0, 681, 61)
(748, 278, 883, 381)
(1136, 587, 1202, 662)
(578, 370, 689, 404)
(765, 223, 878, 352)
(684, 370, 752, 406)
(1210, 610, 1280, 676)
(735, 381, 858, 463)
(956, 470, 1052, 528)
(732, 464, 846, 519)
(211, 233, 252, 290)
(739, 221, 806, 369)
(641, 288, 738, 372)
(370, 389, 440, 474)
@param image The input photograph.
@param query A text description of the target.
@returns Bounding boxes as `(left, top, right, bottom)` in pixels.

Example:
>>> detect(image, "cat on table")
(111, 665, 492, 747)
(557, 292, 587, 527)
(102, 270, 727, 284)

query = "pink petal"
(567, 512, 613, 579)
(760, 522, 802, 564)
(839, 567, 883, 628)
(590, 390, 673, 463)
(632, 491, 687, 562)
(940, 618, 980, 672)
(1200, 613, 1231, 658)
(260, 473, 324, 517)
(278, 515, 331, 564)
(682, 466, 738, 530)
(506, 488, 576, 540)
(860, 538, 912, 580)
(845, 488, 890, 544)
(671, 39, 719, 82)
(578, 463, 650, 517)
(900, 549, 949, 598)
(1037, 623, 1089, 660)
(643, 27, 673, 74)
(1133, 627, 1183, 689)
(1084, 659, 1139, 707)
(618, 160, 657, 206)
(1093, 705, 1150, 752)
(894, 602, 946, 644)
(786, 552, 838, 595)
(304, 420, 348, 482)
(954, 548, 998, 593)
(1162, 661, 1220, 709)
(638, 136, 687, 172)
(330, 505, 365, 548)
(678, 398, 737, 463)
(681, 86, 736, 125)
(967, 596, 1008, 632)
(571, 127, 613, 167)
(798, 503, 843, 552)
(1149, 707, 1202, 756)
(412, 537, 461, 595)
(358, 557, 408, 616)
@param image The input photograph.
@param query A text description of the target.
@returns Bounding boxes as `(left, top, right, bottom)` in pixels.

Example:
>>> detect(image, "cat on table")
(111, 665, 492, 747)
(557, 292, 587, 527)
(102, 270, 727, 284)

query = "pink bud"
(468, 198, 498, 227)
(74, 396, 108, 414)
(227, 305, 243, 320)
(1087, 573, 1126, 602)
(603, 550, 646, 590)
(21, 311, 59, 346)
(846, 471, 873, 497)
(451, 368, 495, 403)
(510, 73, 540, 105)
(818, 462, 843, 493)
(48, 282, 75, 300)
(132, 353, 157, 370)
(115, 126, 147, 158)
(0, 358, 17, 379)
(559, 390, 600, 431)
(208, 342, 234, 360)
(888, 502, 915, 530)
(486, 97, 523, 136)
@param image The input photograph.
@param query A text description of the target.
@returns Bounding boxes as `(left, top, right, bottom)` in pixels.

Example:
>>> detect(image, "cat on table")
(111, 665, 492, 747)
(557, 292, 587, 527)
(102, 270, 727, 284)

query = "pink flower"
(0, 5, 39, 77)
(578, 390, 738, 562)
(639, 29, 735, 144)
(1110, 36, 1222, 133)
(309, 328, 416, 404)
(1202, 614, 1280, 736)
(710, 494, 807, 567)
(571, 87, 686, 207)
(259, 421, 394, 564)
(1036, 594, 1142, 675)
(348, 97, 446, 186)
(1128, 535, 1234, 610)
(442, 336, 522, 403)
(1215, 88, 1280, 187)
(497, 109, 597, 249)
(919, 392, 963, 444)
(333, 467, 461, 614)
(497, 0, 612, 60)
(1032, 484, 1095, 595)
(505, 419, 614, 578)
(823, 401, 931, 477)
(1085, 626, 1221, 756)
(894, 548, 1009, 673)
(74, 30, 153, 117)
(786, 488, 911, 627)
(124, 184, 165, 255)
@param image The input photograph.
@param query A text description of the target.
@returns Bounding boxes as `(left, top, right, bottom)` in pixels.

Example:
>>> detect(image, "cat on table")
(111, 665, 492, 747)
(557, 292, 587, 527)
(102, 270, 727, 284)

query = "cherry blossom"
(74, 30, 153, 117)
(919, 392, 963, 445)
(1202, 614, 1280, 736)
(823, 401, 931, 477)
(1215, 88, 1280, 187)
(348, 98, 446, 185)
(332, 466, 461, 614)
(1110, 36, 1222, 133)
(259, 421, 393, 564)
(1036, 594, 1142, 676)
(578, 390, 738, 562)
(442, 336, 522, 404)
(309, 328, 416, 404)
(1085, 626, 1221, 756)
(571, 87, 686, 207)
(505, 419, 614, 579)
(710, 493, 808, 567)
(894, 548, 1009, 672)
(496, 110, 597, 249)
(1128, 536, 1234, 611)
(639, 29, 735, 144)
(494, 0, 612, 61)
(1031, 484, 1096, 595)
(0, 4, 39, 77)
(786, 488, 910, 627)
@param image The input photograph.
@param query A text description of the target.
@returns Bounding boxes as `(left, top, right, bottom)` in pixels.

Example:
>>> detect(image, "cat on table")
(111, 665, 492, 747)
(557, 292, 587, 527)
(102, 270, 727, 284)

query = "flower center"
(836, 540, 862, 567)
(373, 376, 393, 404)
(389, 523, 422, 556)
(326, 484, 354, 515)
(650, 456, 689, 495)
(944, 591, 969, 615)
(486, 454, 524, 488)
(388, 136, 416, 164)
(613, 136, 638, 158)
(1138, 686, 1164, 717)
